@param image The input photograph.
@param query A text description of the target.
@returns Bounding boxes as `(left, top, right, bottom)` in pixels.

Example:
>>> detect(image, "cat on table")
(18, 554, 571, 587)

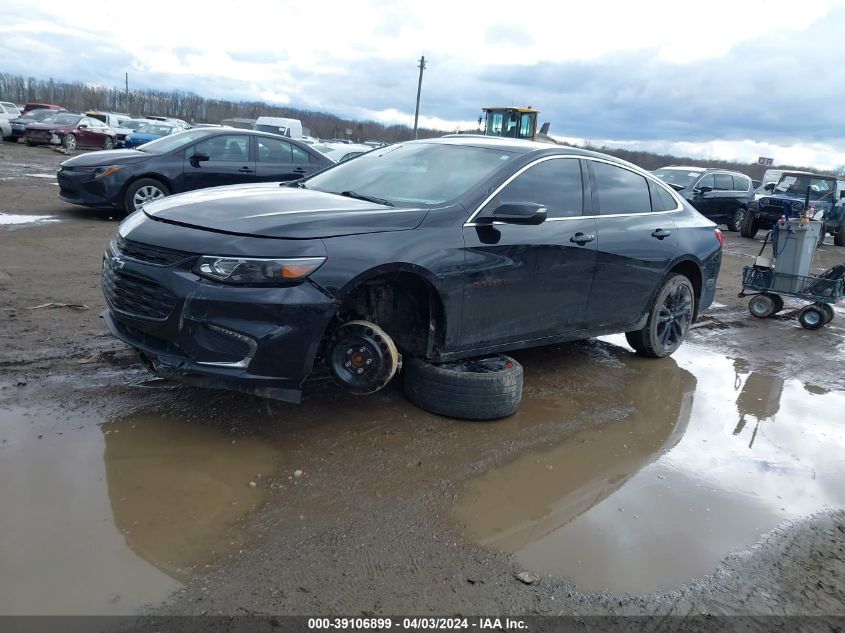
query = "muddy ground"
(1, 141, 844, 621)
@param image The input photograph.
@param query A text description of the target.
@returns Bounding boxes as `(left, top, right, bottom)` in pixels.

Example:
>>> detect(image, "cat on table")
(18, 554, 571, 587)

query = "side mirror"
(764, 182, 776, 191)
(479, 202, 547, 226)
(190, 152, 210, 167)
(78, 123, 88, 129)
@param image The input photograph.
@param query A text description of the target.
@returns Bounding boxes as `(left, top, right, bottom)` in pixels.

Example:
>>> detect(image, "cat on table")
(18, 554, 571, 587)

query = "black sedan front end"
(101, 210, 338, 403)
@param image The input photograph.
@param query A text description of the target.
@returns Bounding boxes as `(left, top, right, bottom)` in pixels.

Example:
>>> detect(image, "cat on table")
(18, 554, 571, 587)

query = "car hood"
(61, 149, 150, 167)
(143, 183, 430, 239)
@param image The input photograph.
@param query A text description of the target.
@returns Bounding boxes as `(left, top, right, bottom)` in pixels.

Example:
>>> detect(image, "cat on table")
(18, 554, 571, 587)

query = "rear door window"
(714, 173, 733, 190)
(256, 136, 293, 162)
(591, 161, 652, 214)
(732, 174, 750, 191)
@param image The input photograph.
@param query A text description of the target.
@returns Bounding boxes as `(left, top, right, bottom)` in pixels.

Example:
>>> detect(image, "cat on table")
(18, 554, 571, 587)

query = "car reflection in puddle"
(0, 410, 279, 615)
(453, 335, 845, 594)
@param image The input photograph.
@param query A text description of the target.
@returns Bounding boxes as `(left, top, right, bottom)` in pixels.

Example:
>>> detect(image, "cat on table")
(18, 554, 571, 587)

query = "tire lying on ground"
(403, 354, 523, 421)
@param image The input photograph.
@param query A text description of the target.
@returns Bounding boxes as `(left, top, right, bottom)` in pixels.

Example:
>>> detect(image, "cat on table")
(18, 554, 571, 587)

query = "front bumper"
(57, 168, 125, 208)
(25, 130, 63, 145)
(101, 236, 337, 402)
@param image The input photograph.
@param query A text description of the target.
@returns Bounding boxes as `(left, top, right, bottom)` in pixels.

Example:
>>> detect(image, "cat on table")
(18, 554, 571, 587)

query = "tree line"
(0, 72, 443, 143)
(1, 71, 840, 176)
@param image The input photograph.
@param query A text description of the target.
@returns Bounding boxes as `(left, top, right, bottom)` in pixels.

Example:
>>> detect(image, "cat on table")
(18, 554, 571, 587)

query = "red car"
(25, 113, 117, 150)
(22, 102, 65, 113)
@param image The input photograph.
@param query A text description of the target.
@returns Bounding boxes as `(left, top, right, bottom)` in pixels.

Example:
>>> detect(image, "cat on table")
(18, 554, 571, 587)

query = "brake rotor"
(327, 320, 401, 395)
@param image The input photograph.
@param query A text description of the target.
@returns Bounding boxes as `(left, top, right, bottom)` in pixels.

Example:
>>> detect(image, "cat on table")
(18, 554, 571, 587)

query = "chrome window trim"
(464, 154, 683, 227)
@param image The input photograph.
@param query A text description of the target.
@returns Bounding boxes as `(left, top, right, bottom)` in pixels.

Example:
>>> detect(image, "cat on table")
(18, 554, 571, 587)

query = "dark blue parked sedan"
(57, 128, 334, 213)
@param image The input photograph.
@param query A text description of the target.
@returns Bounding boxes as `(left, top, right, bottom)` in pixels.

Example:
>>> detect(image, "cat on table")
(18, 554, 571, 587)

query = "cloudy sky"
(2, 0, 845, 168)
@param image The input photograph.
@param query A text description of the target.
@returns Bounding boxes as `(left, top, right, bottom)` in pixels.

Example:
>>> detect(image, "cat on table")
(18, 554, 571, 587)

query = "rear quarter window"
(714, 173, 733, 190)
(732, 174, 750, 191)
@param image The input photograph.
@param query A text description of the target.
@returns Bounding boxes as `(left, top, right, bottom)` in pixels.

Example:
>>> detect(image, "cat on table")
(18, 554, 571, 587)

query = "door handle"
(238, 167, 255, 173)
(651, 228, 672, 240)
(570, 232, 595, 245)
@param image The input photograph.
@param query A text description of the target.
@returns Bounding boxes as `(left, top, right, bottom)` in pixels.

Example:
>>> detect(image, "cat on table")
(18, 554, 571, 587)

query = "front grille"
(114, 234, 194, 266)
(102, 266, 177, 320)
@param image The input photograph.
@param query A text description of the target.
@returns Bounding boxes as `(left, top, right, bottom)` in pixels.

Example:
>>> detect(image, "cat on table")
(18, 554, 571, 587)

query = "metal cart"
(739, 265, 844, 329)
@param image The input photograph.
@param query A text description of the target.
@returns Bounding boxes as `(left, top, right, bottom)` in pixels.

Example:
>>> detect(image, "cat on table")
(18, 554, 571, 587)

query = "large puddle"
(453, 335, 845, 594)
(0, 409, 280, 615)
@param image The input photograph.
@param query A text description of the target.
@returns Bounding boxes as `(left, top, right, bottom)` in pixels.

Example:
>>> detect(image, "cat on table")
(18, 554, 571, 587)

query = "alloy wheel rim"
(133, 186, 164, 209)
(66, 135, 76, 150)
(656, 284, 693, 350)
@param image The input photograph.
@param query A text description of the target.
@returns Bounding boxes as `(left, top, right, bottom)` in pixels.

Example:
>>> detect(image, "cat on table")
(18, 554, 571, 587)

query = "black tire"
(727, 207, 746, 232)
(625, 273, 695, 358)
(123, 178, 169, 213)
(770, 294, 784, 314)
(797, 305, 825, 330)
(403, 354, 523, 421)
(740, 212, 760, 238)
(818, 303, 834, 325)
(748, 294, 777, 318)
(26, 140, 37, 147)
(62, 133, 77, 151)
(834, 229, 844, 247)
(103, 136, 114, 150)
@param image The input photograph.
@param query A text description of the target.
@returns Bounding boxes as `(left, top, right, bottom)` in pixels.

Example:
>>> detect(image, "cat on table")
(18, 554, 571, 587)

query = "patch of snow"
(0, 213, 59, 226)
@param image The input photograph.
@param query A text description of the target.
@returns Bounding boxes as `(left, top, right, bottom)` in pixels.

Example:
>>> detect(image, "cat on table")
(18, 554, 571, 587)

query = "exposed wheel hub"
(328, 320, 400, 394)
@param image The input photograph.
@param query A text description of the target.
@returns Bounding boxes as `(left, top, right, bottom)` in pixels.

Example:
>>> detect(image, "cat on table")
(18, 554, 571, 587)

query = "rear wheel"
(123, 178, 169, 213)
(403, 354, 523, 420)
(625, 273, 695, 358)
(798, 304, 825, 330)
(727, 207, 747, 232)
(740, 212, 761, 238)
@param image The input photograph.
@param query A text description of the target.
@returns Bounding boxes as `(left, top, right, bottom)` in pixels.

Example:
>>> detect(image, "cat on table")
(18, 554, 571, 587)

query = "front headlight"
(94, 165, 122, 179)
(194, 256, 326, 284)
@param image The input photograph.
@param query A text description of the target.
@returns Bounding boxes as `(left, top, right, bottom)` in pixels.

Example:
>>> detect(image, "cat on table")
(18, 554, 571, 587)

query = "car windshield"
(134, 129, 213, 153)
(49, 114, 81, 126)
(653, 169, 703, 188)
(304, 142, 517, 206)
(24, 110, 58, 121)
(122, 120, 148, 130)
(136, 124, 174, 135)
(774, 175, 837, 200)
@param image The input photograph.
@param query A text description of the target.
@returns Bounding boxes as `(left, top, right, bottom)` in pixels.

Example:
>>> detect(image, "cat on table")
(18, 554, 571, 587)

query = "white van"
(254, 116, 303, 139)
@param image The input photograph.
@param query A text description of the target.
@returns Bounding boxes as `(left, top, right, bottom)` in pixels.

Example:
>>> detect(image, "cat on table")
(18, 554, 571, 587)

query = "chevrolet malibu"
(101, 136, 722, 419)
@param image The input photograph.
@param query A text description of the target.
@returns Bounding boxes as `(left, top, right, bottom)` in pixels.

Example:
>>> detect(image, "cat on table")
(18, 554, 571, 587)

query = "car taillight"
(714, 228, 724, 248)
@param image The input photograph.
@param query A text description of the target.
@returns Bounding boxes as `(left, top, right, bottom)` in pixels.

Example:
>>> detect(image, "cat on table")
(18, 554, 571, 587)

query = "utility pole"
(125, 72, 129, 111)
(413, 55, 426, 140)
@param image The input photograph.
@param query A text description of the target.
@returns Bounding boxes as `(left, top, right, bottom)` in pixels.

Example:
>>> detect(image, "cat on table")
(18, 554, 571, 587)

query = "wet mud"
(454, 337, 845, 593)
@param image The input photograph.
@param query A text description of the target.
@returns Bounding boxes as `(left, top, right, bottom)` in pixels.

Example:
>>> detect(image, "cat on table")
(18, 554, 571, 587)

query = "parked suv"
(654, 166, 754, 232)
(741, 172, 845, 246)
(100, 137, 722, 419)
